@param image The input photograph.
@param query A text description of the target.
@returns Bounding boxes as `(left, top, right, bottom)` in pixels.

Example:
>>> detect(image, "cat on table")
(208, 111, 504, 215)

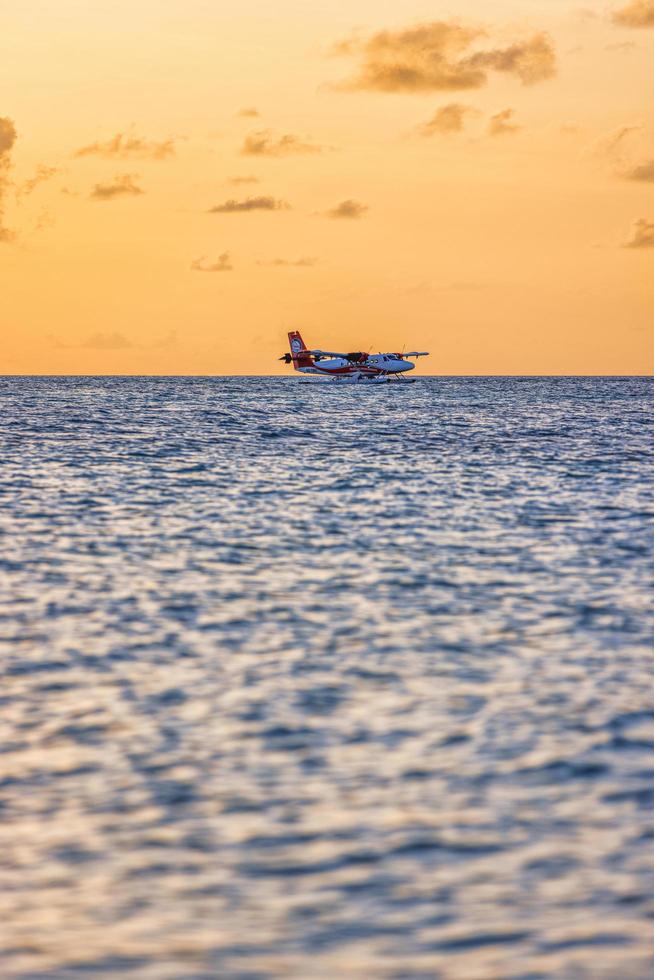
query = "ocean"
(1, 376, 653, 979)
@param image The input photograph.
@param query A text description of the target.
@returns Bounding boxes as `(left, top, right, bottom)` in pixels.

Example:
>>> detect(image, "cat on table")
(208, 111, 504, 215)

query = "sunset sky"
(1, 0, 653, 374)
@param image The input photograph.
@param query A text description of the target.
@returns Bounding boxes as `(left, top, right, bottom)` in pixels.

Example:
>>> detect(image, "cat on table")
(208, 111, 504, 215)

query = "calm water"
(1, 376, 653, 980)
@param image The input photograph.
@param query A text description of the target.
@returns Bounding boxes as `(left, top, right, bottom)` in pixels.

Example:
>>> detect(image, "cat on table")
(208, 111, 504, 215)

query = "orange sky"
(1, 0, 653, 374)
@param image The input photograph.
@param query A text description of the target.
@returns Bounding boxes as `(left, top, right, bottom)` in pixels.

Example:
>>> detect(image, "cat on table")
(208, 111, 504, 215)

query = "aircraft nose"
(402, 361, 415, 371)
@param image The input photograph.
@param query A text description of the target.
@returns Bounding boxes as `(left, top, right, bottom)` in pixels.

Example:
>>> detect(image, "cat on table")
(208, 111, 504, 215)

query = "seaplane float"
(279, 331, 429, 384)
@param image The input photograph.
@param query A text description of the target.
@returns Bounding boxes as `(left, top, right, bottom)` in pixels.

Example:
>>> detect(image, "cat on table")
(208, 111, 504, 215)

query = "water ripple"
(0, 376, 653, 979)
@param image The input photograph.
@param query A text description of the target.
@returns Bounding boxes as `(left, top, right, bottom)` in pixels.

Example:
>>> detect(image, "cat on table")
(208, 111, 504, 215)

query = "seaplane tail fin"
(288, 330, 313, 369)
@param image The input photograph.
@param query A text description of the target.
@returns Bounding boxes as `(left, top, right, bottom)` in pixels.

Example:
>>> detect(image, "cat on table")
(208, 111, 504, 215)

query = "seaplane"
(279, 331, 429, 384)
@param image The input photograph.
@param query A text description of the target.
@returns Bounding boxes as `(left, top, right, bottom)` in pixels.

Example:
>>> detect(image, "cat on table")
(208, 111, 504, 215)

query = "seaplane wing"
(307, 350, 348, 358)
(401, 351, 429, 358)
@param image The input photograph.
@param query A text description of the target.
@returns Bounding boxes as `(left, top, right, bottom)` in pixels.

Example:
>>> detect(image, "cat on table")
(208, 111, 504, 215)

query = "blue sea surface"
(1, 376, 653, 979)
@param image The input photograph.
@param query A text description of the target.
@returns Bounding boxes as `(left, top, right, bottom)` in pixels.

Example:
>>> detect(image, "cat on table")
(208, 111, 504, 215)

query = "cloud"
(419, 102, 476, 135)
(0, 116, 17, 243)
(49, 330, 173, 349)
(469, 34, 557, 83)
(623, 159, 654, 181)
(81, 332, 132, 349)
(257, 257, 317, 267)
(237, 107, 260, 118)
(241, 130, 324, 156)
(602, 124, 642, 155)
(33, 208, 55, 231)
(605, 40, 638, 49)
(207, 196, 289, 213)
(227, 175, 260, 185)
(595, 124, 642, 164)
(596, 126, 651, 180)
(78, 332, 133, 349)
(334, 21, 556, 93)
(0, 117, 15, 156)
(75, 133, 176, 160)
(18, 164, 59, 197)
(325, 199, 368, 219)
(489, 109, 521, 136)
(191, 253, 233, 272)
(612, 1, 654, 27)
(624, 218, 654, 248)
(90, 174, 144, 200)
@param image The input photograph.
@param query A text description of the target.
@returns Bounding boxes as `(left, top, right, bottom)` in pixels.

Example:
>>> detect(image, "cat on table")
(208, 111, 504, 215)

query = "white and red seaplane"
(279, 331, 429, 384)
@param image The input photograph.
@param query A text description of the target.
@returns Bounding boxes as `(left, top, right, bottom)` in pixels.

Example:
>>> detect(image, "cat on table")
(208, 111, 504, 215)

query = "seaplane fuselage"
(280, 331, 428, 381)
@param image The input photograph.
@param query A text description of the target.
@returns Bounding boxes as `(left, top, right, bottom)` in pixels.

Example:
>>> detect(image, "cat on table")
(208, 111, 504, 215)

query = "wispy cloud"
(33, 208, 55, 231)
(622, 159, 654, 181)
(83, 331, 133, 349)
(605, 40, 638, 49)
(208, 196, 289, 213)
(18, 164, 59, 197)
(53, 331, 133, 349)
(74, 133, 176, 160)
(599, 123, 642, 157)
(489, 108, 521, 136)
(334, 21, 556, 93)
(227, 175, 260, 185)
(612, 0, 654, 27)
(624, 218, 654, 248)
(0, 117, 17, 156)
(191, 253, 233, 271)
(257, 257, 317, 267)
(625, 218, 654, 248)
(90, 173, 144, 200)
(241, 130, 324, 156)
(418, 103, 476, 135)
(50, 330, 174, 349)
(470, 35, 556, 83)
(237, 107, 260, 118)
(325, 199, 368, 219)
(0, 116, 17, 242)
